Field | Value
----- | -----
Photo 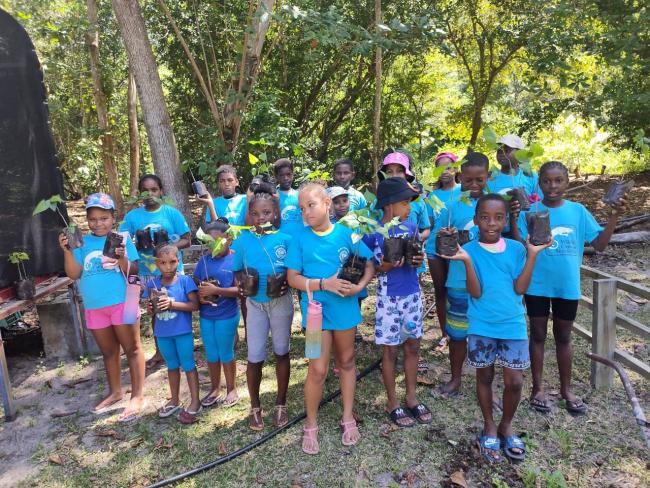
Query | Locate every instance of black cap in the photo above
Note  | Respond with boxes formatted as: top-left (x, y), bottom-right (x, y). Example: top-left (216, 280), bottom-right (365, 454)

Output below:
top-left (375, 177), bottom-right (419, 209)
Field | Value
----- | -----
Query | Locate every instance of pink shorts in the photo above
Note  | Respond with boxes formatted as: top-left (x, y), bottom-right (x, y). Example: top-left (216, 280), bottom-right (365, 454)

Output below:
top-left (85, 303), bottom-right (133, 330)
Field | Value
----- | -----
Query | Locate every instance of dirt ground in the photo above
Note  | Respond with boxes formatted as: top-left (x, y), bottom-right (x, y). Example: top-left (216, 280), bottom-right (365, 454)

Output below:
top-left (0, 172), bottom-right (648, 487)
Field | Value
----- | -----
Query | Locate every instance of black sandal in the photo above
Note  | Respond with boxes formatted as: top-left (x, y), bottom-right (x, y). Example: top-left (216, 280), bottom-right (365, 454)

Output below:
top-left (529, 396), bottom-right (551, 413)
top-left (408, 403), bottom-right (432, 424)
top-left (564, 398), bottom-right (587, 415)
top-left (388, 407), bottom-right (415, 428)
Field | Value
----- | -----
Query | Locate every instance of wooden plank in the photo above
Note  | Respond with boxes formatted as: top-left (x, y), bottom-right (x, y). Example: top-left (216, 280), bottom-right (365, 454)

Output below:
top-left (573, 323), bottom-right (592, 341)
top-left (614, 349), bottom-right (650, 381)
top-left (581, 265), bottom-right (650, 300)
top-left (579, 295), bottom-right (593, 311)
top-left (0, 276), bottom-right (73, 320)
top-left (615, 314), bottom-right (650, 341)
top-left (0, 329), bottom-right (16, 421)
top-left (591, 279), bottom-right (617, 388)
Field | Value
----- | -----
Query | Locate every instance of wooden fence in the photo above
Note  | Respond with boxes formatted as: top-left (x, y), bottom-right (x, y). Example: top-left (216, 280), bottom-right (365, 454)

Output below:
top-left (576, 265), bottom-right (650, 387)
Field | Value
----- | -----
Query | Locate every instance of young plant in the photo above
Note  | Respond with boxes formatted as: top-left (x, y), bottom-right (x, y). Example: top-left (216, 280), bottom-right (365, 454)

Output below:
top-left (124, 191), bottom-right (176, 207)
top-left (9, 251), bottom-right (35, 300)
top-left (33, 195), bottom-right (84, 249)
top-left (8, 252), bottom-right (29, 281)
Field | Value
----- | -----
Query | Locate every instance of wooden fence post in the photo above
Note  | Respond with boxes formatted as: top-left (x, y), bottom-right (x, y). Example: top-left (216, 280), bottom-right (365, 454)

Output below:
top-left (0, 329), bottom-right (17, 421)
top-left (591, 279), bottom-right (617, 388)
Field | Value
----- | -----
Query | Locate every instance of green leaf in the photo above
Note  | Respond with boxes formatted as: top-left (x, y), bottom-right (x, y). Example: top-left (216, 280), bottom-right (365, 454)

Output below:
top-left (482, 127), bottom-right (498, 149)
top-left (363, 190), bottom-right (376, 205)
top-left (424, 194), bottom-right (445, 216)
top-left (33, 199), bottom-right (51, 216)
top-left (248, 153), bottom-right (259, 165)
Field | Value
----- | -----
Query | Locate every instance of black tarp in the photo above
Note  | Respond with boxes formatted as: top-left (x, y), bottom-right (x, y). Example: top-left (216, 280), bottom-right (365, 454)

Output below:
top-left (0, 9), bottom-right (69, 288)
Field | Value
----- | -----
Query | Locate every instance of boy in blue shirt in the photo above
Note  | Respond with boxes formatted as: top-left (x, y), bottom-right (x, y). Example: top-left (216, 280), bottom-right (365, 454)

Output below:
top-left (363, 177), bottom-right (431, 427)
top-left (489, 134), bottom-right (541, 200)
top-left (445, 194), bottom-right (550, 462)
top-left (326, 186), bottom-right (350, 223)
top-left (273, 158), bottom-right (304, 236)
top-left (332, 158), bottom-right (366, 211)
top-left (200, 165), bottom-right (247, 226)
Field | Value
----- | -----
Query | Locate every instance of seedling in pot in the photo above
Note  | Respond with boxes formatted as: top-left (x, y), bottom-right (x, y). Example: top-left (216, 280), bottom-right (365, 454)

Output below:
top-left (32, 195), bottom-right (84, 249)
top-left (602, 180), bottom-right (634, 205)
top-left (403, 236), bottom-right (423, 266)
top-left (8, 251), bottom-right (35, 300)
top-left (338, 208), bottom-right (381, 283)
top-left (153, 229), bottom-right (169, 249)
top-left (125, 191), bottom-right (176, 208)
top-left (103, 232), bottom-right (124, 259)
top-left (433, 184), bottom-right (473, 257)
top-left (135, 229), bottom-right (154, 251)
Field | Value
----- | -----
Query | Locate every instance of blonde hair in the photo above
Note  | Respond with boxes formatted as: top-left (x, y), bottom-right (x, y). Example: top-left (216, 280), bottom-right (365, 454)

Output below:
top-left (155, 243), bottom-right (178, 258)
top-left (298, 181), bottom-right (328, 199)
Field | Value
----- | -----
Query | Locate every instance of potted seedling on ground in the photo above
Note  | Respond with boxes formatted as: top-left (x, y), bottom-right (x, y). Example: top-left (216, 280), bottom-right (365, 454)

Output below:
top-left (33, 195), bottom-right (84, 249)
top-left (8, 252), bottom-right (34, 300)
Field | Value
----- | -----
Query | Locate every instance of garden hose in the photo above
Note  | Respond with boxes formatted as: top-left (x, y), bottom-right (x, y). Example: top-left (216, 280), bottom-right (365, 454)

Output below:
top-left (146, 357), bottom-right (383, 488)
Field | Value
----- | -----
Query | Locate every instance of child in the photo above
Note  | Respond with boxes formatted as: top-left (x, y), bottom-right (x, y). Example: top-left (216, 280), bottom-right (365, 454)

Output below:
top-left (231, 192), bottom-right (293, 430)
top-left (363, 177), bottom-right (431, 427)
top-left (145, 244), bottom-right (201, 424)
top-left (444, 194), bottom-right (550, 462)
top-left (429, 152), bottom-right (490, 398)
top-left (286, 182), bottom-right (375, 454)
top-left (200, 165), bottom-right (247, 226)
top-left (513, 161), bottom-right (628, 414)
top-left (245, 175), bottom-right (281, 228)
top-left (120, 174), bottom-right (191, 368)
top-left (194, 219), bottom-right (241, 408)
top-left (426, 152), bottom-right (460, 347)
top-left (326, 186), bottom-right (350, 222)
top-left (489, 134), bottom-right (540, 200)
top-left (60, 193), bottom-right (145, 421)
top-left (274, 158), bottom-right (304, 236)
top-left (332, 158), bottom-right (367, 211)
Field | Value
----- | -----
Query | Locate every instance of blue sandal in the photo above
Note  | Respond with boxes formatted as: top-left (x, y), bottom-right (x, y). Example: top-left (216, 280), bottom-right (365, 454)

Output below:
top-left (500, 434), bottom-right (526, 462)
top-left (477, 433), bottom-right (502, 463)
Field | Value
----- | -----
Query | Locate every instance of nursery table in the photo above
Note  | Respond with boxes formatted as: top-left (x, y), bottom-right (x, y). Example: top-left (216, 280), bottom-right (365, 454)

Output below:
top-left (0, 276), bottom-right (74, 422)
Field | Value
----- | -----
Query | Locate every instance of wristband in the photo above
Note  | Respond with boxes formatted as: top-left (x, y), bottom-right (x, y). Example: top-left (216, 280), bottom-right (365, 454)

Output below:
top-left (319, 278), bottom-right (324, 291)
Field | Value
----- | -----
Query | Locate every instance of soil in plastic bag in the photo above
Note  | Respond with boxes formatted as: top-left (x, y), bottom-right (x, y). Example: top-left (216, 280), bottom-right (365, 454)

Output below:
top-left (526, 211), bottom-right (552, 246)
top-left (192, 181), bottom-right (209, 198)
top-left (403, 239), bottom-right (423, 266)
top-left (383, 237), bottom-right (405, 264)
top-left (240, 268), bottom-right (260, 296)
top-left (436, 228), bottom-right (459, 257)
top-left (338, 255), bottom-right (367, 285)
top-left (135, 229), bottom-right (154, 251)
top-left (102, 231), bottom-right (123, 259)
top-left (266, 271), bottom-right (288, 298)
top-left (64, 225), bottom-right (84, 250)
top-left (602, 180), bottom-right (634, 205)
top-left (507, 187), bottom-right (531, 211)
top-left (15, 278), bottom-right (35, 300)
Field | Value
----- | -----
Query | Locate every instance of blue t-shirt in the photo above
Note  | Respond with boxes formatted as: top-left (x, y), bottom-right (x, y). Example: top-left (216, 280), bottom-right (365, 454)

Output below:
top-left (464, 239), bottom-right (527, 340)
top-left (206, 194), bottom-right (247, 226)
top-left (119, 205), bottom-right (190, 277)
top-left (488, 170), bottom-right (541, 199)
top-left (231, 230), bottom-right (292, 303)
top-left (278, 189), bottom-right (304, 236)
top-left (193, 253), bottom-right (238, 320)
top-left (517, 200), bottom-right (602, 299)
top-left (73, 233), bottom-right (139, 310)
top-left (285, 224), bottom-right (373, 330)
top-left (346, 187), bottom-right (367, 211)
top-left (363, 220), bottom-right (420, 297)
top-left (426, 185), bottom-right (461, 221)
top-left (144, 274), bottom-right (197, 337)
top-left (409, 198), bottom-right (430, 231)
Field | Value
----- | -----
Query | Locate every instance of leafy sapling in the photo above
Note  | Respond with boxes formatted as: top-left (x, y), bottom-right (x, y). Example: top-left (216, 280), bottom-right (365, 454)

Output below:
top-left (32, 195), bottom-right (84, 249)
top-left (8, 251), bottom-right (35, 300)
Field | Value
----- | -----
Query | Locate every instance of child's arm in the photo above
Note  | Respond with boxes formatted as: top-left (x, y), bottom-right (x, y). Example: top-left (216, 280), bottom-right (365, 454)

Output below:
top-left (59, 233), bottom-right (82, 280)
top-left (514, 239), bottom-right (552, 294)
top-left (199, 281), bottom-right (239, 299)
top-left (287, 269), bottom-right (353, 297)
top-left (160, 290), bottom-right (200, 312)
top-left (198, 193), bottom-right (218, 223)
top-left (444, 246), bottom-right (481, 298)
top-left (344, 260), bottom-right (375, 296)
top-left (114, 242), bottom-right (139, 275)
top-left (590, 197), bottom-right (628, 251)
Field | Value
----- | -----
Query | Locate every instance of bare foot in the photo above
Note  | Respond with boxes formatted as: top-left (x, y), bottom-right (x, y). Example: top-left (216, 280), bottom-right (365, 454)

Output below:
top-left (223, 389), bottom-right (239, 407)
top-left (145, 352), bottom-right (163, 369)
top-left (118, 396), bottom-right (145, 422)
top-left (93, 392), bottom-right (123, 413)
top-left (435, 378), bottom-right (461, 398)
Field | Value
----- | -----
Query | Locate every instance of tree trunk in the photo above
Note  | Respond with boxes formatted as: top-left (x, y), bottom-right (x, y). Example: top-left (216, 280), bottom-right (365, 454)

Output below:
top-left (86, 0), bottom-right (124, 214)
top-left (127, 70), bottom-right (140, 197)
top-left (111, 0), bottom-right (192, 224)
top-left (372, 0), bottom-right (382, 185)
top-left (469, 95), bottom-right (485, 148)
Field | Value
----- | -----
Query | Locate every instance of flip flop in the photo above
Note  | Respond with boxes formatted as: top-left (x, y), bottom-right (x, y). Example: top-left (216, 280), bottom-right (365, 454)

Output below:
top-left (477, 432), bottom-right (502, 463)
top-left (302, 426), bottom-right (319, 455)
top-left (118, 403), bottom-right (146, 423)
top-left (529, 396), bottom-right (551, 413)
top-left (407, 403), bottom-right (432, 424)
top-left (92, 397), bottom-right (122, 414)
top-left (222, 394), bottom-right (240, 407)
top-left (201, 393), bottom-right (225, 408)
top-left (431, 386), bottom-right (459, 399)
top-left (340, 419), bottom-right (360, 447)
top-left (158, 403), bottom-right (182, 418)
top-left (388, 407), bottom-right (415, 428)
top-left (178, 406), bottom-right (202, 425)
top-left (499, 434), bottom-right (526, 462)
top-left (564, 398), bottom-right (587, 415)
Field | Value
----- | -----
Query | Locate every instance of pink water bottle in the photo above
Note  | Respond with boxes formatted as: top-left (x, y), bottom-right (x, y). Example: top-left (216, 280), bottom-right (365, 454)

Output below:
top-left (122, 278), bottom-right (141, 324)
top-left (304, 279), bottom-right (323, 359)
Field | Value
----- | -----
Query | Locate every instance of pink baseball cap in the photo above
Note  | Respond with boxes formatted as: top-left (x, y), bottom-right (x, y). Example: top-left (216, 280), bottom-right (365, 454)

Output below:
top-left (379, 152), bottom-right (415, 182)
top-left (434, 151), bottom-right (459, 164)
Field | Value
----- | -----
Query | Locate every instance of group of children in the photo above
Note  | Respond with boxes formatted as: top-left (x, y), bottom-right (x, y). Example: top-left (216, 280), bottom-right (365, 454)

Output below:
top-left (60, 134), bottom-right (628, 461)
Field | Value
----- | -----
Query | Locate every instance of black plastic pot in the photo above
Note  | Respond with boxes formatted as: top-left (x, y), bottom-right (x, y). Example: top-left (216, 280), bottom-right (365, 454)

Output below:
top-left (102, 231), bottom-right (123, 259)
top-left (153, 229), bottom-right (169, 248)
top-left (526, 211), bottom-right (552, 246)
top-left (15, 278), bottom-right (35, 300)
top-left (338, 255), bottom-right (367, 285)
top-left (192, 181), bottom-right (209, 198)
top-left (150, 288), bottom-right (168, 314)
top-left (602, 180), bottom-right (634, 205)
top-left (458, 230), bottom-right (471, 246)
top-left (64, 225), bottom-right (84, 250)
top-left (436, 228), bottom-right (459, 257)
top-left (507, 187), bottom-right (531, 211)
top-left (383, 237), bottom-right (405, 264)
top-left (240, 268), bottom-right (260, 296)
top-left (192, 277), bottom-right (218, 303)
top-left (135, 229), bottom-right (154, 251)
top-left (266, 271), bottom-right (288, 298)
top-left (403, 239), bottom-right (423, 266)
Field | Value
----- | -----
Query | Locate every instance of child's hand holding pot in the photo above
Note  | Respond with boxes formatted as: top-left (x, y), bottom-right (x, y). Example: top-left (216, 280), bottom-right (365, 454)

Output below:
top-left (323, 274), bottom-right (352, 297)
top-left (58, 232), bottom-right (70, 251)
top-left (157, 295), bottom-right (173, 311)
top-left (198, 282), bottom-right (219, 298)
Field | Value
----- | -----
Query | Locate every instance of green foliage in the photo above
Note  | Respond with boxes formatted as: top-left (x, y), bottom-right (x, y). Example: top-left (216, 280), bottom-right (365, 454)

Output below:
top-left (32, 194), bottom-right (71, 227)
top-left (124, 192), bottom-right (176, 208)
top-left (7, 252), bottom-right (29, 264)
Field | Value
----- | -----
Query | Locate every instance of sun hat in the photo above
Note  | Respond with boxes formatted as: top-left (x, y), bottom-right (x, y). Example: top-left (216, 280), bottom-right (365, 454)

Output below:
top-left (85, 193), bottom-right (115, 210)
top-left (375, 177), bottom-right (419, 209)
top-left (498, 134), bottom-right (525, 150)
top-left (434, 151), bottom-right (459, 164)
top-left (326, 186), bottom-right (349, 200)
top-left (378, 152), bottom-right (415, 182)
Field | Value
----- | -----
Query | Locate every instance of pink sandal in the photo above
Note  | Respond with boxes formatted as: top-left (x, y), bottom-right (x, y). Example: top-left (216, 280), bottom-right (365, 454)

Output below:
top-left (302, 425), bottom-right (319, 455)
top-left (340, 419), bottom-right (360, 446)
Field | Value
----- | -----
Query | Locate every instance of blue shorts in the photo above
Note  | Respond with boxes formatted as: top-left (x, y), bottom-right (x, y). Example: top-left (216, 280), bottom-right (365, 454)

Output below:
top-left (466, 335), bottom-right (530, 370)
top-left (375, 292), bottom-right (423, 346)
top-left (445, 288), bottom-right (469, 341)
top-left (157, 333), bottom-right (196, 372)
top-left (200, 313), bottom-right (240, 363)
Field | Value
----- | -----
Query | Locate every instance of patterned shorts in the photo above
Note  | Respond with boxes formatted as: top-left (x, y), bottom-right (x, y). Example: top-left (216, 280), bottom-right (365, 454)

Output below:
top-left (466, 335), bottom-right (530, 370)
top-left (445, 288), bottom-right (469, 341)
top-left (375, 292), bottom-right (423, 346)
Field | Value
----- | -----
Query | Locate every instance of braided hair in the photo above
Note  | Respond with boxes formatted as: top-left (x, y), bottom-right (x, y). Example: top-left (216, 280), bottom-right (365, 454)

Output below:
top-left (539, 160), bottom-right (569, 179)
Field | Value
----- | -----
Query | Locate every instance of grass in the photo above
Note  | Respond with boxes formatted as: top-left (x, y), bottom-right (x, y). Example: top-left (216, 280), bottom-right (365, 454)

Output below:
top-left (12, 275), bottom-right (650, 488)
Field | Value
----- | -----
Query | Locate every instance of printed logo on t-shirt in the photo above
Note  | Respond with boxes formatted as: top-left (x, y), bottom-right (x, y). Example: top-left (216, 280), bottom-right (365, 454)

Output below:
top-left (281, 205), bottom-right (300, 222)
top-left (83, 250), bottom-right (104, 274)
top-left (548, 225), bottom-right (576, 255)
top-left (338, 247), bottom-right (350, 264)
top-left (274, 244), bottom-right (287, 262)
top-left (463, 219), bottom-right (478, 241)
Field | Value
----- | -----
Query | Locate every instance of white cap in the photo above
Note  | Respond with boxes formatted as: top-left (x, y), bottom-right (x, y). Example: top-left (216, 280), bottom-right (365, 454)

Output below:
top-left (326, 186), bottom-right (349, 200)
top-left (498, 134), bottom-right (525, 150)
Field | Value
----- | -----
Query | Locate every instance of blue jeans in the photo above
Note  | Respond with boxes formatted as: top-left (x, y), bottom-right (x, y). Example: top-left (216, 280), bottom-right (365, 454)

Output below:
top-left (157, 333), bottom-right (196, 371)
top-left (199, 313), bottom-right (240, 363)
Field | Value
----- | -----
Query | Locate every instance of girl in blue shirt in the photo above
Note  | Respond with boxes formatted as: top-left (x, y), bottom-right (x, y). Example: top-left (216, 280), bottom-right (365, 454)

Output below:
top-left (286, 182), bottom-right (374, 454)
top-left (512, 161), bottom-right (628, 415)
top-left (232, 192), bottom-right (293, 431)
top-left (60, 193), bottom-right (145, 422)
top-left (200, 164), bottom-right (247, 226)
top-left (146, 244), bottom-right (201, 424)
top-left (194, 219), bottom-right (241, 409)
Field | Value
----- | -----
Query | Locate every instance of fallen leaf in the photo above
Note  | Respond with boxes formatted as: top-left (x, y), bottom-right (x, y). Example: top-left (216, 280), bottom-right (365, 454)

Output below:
top-left (416, 375), bottom-right (435, 385)
top-left (154, 437), bottom-right (172, 450)
top-left (379, 423), bottom-right (398, 438)
top-left (95, 429), bottom-right (121, 439)
top-left (48, 453), bottom-right (63, 465)
top-left (50, 409), bottom-right (78, 418)
top-left (218, 441), bottom-right (227, 455)
top-left (450, 470), bottom-right (468, 488)
top-left (65, 377), bottom-right (92, 388)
